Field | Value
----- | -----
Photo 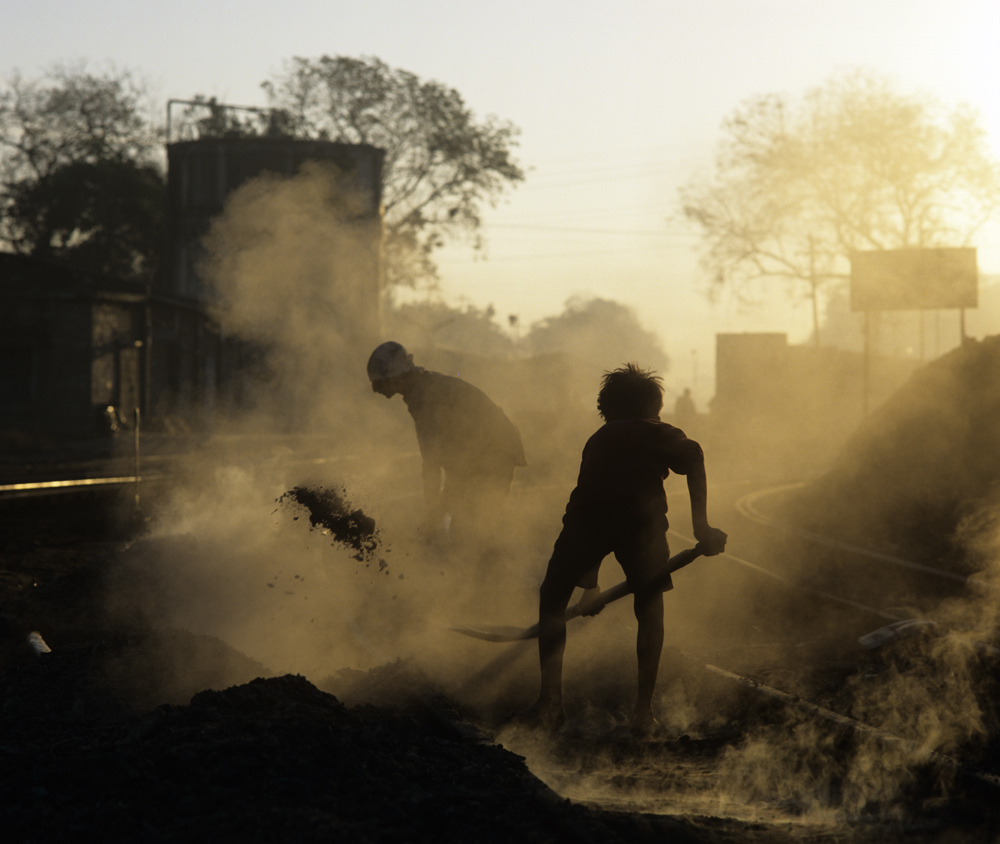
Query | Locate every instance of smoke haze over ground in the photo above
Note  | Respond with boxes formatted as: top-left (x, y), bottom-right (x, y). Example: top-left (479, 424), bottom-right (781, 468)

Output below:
top-left (55, 160), bottom-right (1000, 835)
top-left (684, 336), bottom-right (1000, 821)
top-left (119, 160), bottom-right (711, 709)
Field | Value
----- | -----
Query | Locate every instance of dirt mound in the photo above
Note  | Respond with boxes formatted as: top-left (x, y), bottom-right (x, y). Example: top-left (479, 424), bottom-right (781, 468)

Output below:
top-left (788, 335), bottom-right (1000, 566)
top-left (0, 642), bottom-right (709, 844)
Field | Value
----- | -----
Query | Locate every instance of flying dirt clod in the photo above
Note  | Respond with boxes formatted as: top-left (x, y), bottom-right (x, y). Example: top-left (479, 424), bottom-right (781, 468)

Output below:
top-left (277, 486), bottom-right (385, 569)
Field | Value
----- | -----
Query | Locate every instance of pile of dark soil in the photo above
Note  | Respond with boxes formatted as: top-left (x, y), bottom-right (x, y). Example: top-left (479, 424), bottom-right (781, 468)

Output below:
top-left (0, 635), bottom-right (733, 844)
top-left (787, 335), bottom-right (1000, 567)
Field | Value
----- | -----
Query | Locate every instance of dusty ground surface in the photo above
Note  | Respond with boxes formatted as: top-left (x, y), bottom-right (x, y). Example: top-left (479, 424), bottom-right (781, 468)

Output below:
top-left (0, 496), bottom-right (760, 844)
top-left (5, 336), bottom-right (1000, 842)
top-left (2, 485), bottom-right (999, 844)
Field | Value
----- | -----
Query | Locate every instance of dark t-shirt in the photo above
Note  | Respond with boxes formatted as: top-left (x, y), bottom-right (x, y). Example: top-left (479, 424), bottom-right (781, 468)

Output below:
top-left (563, 418), bottom-right (703, 522)
top-left (401, 370), bottom-right (527, 476)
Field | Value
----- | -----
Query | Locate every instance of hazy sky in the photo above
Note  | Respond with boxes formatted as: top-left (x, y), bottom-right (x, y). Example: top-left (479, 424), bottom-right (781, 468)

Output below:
top-left (3, 0), bottom-right (999, 400)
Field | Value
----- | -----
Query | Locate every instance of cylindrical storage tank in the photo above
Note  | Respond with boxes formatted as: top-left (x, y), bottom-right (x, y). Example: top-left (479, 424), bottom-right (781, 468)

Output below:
top-left (164, 138), bottom-right (384, 335)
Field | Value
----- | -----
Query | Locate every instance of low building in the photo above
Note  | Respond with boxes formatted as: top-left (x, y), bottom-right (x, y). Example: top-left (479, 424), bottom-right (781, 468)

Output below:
top-left (0, 252), bottom-right (221, 456)
top-left (1, 134), bottom-right (384, 461)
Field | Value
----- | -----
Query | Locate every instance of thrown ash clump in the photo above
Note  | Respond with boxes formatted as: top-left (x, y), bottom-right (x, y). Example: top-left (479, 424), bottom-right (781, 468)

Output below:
top-left (278, 485), bottom-right (384, 566)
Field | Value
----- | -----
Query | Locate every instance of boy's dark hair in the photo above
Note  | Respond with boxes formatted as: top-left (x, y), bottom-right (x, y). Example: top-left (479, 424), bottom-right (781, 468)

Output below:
top-left (597, 363), bottom-right (664, 422)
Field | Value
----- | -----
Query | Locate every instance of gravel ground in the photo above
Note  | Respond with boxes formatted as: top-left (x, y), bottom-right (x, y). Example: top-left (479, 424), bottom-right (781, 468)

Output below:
top-left (2, 489), bottom-right (999, 844)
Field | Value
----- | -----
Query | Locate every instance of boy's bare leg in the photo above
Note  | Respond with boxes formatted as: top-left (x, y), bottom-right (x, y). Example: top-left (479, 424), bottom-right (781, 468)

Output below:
top-left (526, 581), bottom-right (573, 729)
top-left (633, 590), bottom-right (664, 733)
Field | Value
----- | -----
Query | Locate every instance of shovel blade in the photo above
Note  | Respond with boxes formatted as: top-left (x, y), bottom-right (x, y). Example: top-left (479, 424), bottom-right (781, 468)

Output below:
top-left (449, 623), bottom-right (538, 643)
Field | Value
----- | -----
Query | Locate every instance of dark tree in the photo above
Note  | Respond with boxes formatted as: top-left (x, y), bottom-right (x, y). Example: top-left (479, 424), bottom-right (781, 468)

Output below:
top-left (263, 56), bottom-right (525, 291)
top-left (0, 65), bottom-right (164, 279)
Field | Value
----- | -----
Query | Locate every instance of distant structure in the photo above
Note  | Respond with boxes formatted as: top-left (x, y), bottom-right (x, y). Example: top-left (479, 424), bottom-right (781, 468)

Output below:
top-left (673, 387), bottom-right (697, 430)
top-left (159, 135), bottom-right (384, 423)
top-left (0, 110), bottom-right (384, 458)
top-left (1, 253), bottom-right (151, 450)
top-left (711, 331), bottom-right (927, 476)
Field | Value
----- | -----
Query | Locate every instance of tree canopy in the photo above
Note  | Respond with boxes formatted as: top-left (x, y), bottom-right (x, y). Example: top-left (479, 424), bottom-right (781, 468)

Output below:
top-left (262, 55), bottom-right (525, 291)
top-left (1, 58), bottom-right (523, 288)
top-left (680, 69), bottom-right (1000, 321)
top-left (381, 295), bottom-right (669, 380)
top-left (383, 299), bottom-right (515, 358)
top-left (525, 297), bottom-right (669, 376)
top-left (0, 65), bottom-right (163, 279)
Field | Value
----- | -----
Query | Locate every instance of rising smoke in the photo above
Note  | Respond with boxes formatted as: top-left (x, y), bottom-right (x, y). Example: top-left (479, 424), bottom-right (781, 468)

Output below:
top-left (101, 154), bottom-right (1000, 827)
top-left (106, 161), bottom-right (570, 703)
top-left (703, 340), bottom-right (1000, 820)
top-left (197, 159), bottom-right (382, 434)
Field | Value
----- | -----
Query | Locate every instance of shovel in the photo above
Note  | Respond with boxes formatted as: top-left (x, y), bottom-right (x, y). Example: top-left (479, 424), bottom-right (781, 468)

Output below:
top-left (451, 543), bottom-right (706, 642)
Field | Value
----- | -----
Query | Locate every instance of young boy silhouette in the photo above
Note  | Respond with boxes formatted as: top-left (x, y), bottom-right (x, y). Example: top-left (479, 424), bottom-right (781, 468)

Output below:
top-left (527, 363), bottom-right (727, 735)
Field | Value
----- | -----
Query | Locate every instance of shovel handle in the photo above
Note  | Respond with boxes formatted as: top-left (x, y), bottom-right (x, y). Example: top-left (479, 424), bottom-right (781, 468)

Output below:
top-left (450, 544), bottom-right (707, 643)
top-left (563, 544), bottom-right (705, 622)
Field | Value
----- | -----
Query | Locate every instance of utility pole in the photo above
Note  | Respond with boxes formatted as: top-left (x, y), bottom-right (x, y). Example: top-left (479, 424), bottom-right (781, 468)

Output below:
top-left (809, 236), bottom-right (820, 347)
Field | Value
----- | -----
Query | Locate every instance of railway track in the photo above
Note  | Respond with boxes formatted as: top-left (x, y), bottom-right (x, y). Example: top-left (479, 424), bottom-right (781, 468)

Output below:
top-left (655, 482), bottom-right (1000, 794)
top-left (6, 462), bottom-right (998, 807)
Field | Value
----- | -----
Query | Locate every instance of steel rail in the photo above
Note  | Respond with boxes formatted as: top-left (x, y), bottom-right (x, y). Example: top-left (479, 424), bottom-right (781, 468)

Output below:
top-left (701, 661), bottom-right (1000, 792)
top-left (0, 448), bottom-right (363, 501)
top-left (735, 483), bottom-right (969, 585)
top-left (0, 475), bottom-right (164, 500)
top-left (667, 528), bottom-right (906, 623)
top-left (0, 476), bottom-right (147, 493)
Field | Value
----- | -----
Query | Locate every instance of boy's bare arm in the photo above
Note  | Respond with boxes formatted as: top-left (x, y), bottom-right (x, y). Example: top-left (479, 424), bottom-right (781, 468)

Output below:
top-left (685, 461), bottom-right (728, 555)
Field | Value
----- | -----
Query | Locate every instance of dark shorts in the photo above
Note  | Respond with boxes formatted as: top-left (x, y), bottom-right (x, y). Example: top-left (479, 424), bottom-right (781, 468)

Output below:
top-left (541, 511), bottom-right (672, 601)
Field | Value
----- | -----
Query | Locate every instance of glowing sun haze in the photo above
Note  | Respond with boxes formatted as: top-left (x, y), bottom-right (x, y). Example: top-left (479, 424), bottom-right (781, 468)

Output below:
top-left (3, 0), bottom-right (998, 402)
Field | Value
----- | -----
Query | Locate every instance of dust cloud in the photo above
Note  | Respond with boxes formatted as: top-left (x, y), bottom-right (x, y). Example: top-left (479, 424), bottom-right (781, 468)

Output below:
top-left (691, 340), bottom-right (1000, 821)
top-left (97, 155), bottom-right (1000, 826)
top-left (707, 498), bottom-right (1000, 821)
top-left (108, 410), bottom-right (568, 695)
top-left (196, 158), bottom-right (383, 435)
top-left (103, 160), bottom-right (575, 707)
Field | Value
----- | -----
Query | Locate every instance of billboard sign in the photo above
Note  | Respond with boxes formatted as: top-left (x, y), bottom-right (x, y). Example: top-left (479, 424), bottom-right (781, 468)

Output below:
top-left (850, 247), bottom-right (978, 312)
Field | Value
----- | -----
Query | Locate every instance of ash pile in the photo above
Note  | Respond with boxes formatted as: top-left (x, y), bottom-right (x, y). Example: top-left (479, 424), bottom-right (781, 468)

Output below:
top-left (0, 637), bottom-right (702, 844)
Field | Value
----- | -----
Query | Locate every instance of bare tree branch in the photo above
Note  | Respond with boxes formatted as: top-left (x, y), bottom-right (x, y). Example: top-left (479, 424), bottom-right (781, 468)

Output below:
top-left (681, 69), bottom-right (1000, 321)
top-left (263, 56), bottom-right (524, 291)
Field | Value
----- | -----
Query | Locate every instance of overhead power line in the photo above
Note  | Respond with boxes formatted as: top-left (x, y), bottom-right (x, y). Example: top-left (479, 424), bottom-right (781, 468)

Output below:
top-left (488, 223), bottom-right (698, 237)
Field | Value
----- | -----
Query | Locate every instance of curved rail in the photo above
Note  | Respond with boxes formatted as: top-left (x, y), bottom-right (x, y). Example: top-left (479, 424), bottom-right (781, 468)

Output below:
top-left (667, 526), bottom-right (905, 624)
top-left (735, 483), bottom-right (969, 585)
